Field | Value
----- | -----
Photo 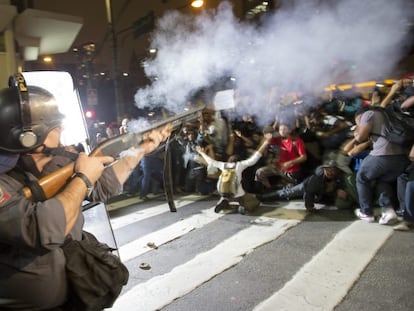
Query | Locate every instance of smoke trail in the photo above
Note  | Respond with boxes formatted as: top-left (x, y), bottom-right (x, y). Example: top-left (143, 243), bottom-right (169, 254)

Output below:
top-left (134, 0), bottom-right (413, 123)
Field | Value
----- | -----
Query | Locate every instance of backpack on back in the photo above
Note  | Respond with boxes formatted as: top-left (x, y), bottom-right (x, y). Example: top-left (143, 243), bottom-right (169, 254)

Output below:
top-left (373, 104), bottom-right (414, 147)
top-left (217, 163), bottom-right (238, 197)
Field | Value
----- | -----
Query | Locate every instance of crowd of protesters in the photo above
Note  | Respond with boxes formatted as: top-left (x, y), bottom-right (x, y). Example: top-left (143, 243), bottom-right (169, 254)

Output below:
top-left (98, 77), bottom-right (414, 230)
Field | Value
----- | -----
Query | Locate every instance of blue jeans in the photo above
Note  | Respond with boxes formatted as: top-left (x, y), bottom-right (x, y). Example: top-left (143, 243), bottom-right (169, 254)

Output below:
top-left (356, 154), bottom-right (409, 215)
top-left (405, 180), bottom-right (414, 222)
top-left (140, 155), bottom-right (164, 197)
top-left (397, 164), bottom-right (414, 222)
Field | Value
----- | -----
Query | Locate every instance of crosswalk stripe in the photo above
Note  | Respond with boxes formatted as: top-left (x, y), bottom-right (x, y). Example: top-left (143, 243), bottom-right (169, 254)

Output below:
top-left (110, 196), bottom-right (205, 230)
top-left (119, 207), bottom-right (223, 262)
top-left (111, 218), bottom-right (300, 311)
top-left (253, 221), bottom-right (393, 311)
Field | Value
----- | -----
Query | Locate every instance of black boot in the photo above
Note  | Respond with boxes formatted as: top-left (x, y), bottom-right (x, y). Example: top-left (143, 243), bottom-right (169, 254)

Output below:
top-left (214, 198), bottom-right (229, 213)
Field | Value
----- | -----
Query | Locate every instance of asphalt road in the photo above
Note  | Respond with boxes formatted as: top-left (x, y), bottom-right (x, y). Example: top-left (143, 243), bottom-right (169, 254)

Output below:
top-left (92, 193), bottom-right (414, 311)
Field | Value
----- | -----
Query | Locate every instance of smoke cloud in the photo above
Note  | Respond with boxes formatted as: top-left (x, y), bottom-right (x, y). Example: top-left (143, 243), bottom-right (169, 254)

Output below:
top-left (134, 0), bottom-right (413, 124)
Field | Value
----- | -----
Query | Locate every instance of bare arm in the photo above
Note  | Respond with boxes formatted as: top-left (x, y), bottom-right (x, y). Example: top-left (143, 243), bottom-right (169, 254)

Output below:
top-left (234, 130), bottom-right (254, 147)
top-left (280, 153), bottom-right (307, 171)
top-left (257, 137), bottom-right (270, 154)
top-left (400, 96), bottom-right (414, 110)
top-left (380, 80), bottom-right (403, 108)
top-left (409, 144), bottom-right (414, 161)
top-left (347, 140), bottom-right (371, 157)
top-left (111, 124), bottom-right (172, 185)
top-left (56, 153), bottom-right (114, 235)
top-left (226, 132), bottom-right (235, 156)
top-left (354, 123), bottom-right (372, 143)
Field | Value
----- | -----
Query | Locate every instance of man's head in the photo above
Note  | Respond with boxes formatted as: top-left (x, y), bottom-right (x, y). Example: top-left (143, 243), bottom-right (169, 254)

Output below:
top-left (0, 75), bottom-right (65, 153)
top-left (278, 122), bottom-right (294, 138)
top-left (321, 160), bottom-right (338, 179)
top-left (262, 125), bottom-right (274, 139)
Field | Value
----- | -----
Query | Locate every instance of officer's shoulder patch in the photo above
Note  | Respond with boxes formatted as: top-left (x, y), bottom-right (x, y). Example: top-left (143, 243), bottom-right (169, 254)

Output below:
top-left (0, 186), bottom-right (11, 205)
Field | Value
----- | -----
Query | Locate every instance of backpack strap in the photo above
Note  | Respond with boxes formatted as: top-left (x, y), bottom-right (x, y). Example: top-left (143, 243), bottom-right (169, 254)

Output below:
top-left (6, 167), bottom-right (47, 202)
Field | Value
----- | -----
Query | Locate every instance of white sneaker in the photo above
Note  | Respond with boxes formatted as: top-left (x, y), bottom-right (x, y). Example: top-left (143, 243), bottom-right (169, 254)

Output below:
top-left (379, 208), bottom-right (398, 225)
top-left (354, 209), bottom-right (375, 223)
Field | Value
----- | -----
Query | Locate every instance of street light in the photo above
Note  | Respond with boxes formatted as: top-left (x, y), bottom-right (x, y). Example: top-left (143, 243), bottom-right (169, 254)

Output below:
top-left (175, 0), bottom-right (205, 10)
top-left (191, 0), bottom-right (204, 8)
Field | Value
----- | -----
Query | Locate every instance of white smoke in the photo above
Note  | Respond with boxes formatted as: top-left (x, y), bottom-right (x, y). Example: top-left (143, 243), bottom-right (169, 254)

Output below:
top-left (134, 0), bottom-right (413, 123)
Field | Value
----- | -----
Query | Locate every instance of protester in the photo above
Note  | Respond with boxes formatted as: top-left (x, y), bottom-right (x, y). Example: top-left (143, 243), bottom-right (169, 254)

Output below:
top-left (196, 137), bottom-right (269, 215)
top-left (353, 106), bottom-right (410, 224)
top-left (0, 78), bottom-right (171, 310)
top-left (258, 160), bottom-right (350, 212)
top-left (254, 122), bottom-right (307, 192)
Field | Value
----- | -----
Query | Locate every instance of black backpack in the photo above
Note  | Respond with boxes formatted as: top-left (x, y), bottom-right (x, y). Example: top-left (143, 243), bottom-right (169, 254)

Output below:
top-left (62, 231), bottom-right (129, 311)
top-left (372, 104), bottom-right (414, 147)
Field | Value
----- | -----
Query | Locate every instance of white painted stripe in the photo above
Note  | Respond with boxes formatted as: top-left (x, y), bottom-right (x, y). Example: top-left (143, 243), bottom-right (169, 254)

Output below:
top-left (254, 221), bottom-right (393, 311)
top-left (279, 200), bottom-right (336, 211)
top-left (110, 196), bottom-right (206, 230)
top-left (111, 218), bottom-right (299, 311)
top-left (119, 207), bottom-right (223, 262)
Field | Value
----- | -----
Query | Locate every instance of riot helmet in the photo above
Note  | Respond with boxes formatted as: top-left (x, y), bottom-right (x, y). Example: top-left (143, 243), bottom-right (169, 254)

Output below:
top-left (0, 73), bottom-right (65, 153)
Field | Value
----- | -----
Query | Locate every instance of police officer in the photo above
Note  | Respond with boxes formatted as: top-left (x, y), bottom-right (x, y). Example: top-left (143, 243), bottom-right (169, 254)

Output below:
top-left (0, 74), bottom-right (171, 310)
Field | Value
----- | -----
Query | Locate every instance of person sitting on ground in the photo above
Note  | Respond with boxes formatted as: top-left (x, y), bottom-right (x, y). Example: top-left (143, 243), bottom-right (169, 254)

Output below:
top-left (258, 160), bottom-right (352, 212)
top-left (307, 107), bottom-right (351, 156)
top-left (254, 122), bottom-right (307, 192)
top-left (195, 137), bottom-right (270, 215)
top-left (225, 127), bottom-right (255, 161)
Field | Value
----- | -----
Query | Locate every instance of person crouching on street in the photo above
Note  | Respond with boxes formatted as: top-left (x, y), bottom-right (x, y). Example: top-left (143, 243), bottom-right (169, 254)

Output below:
top-left (196, 137), bottom-right (269, 215)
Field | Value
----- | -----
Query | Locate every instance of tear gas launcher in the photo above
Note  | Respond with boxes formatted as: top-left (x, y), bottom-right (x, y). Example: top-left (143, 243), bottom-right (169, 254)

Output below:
top-left (21, 105), bottom-right (205, 202)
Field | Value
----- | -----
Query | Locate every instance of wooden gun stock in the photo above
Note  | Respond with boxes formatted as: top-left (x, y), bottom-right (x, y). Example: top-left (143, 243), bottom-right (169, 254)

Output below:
top-left (22, 105), bottom-right (205, 201)
top-left (22, 163), bottom-right (75, 200)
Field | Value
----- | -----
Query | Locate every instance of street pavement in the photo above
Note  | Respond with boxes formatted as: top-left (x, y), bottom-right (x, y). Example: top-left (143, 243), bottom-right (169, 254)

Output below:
top-left (95, 193), bottom-right (414, 311)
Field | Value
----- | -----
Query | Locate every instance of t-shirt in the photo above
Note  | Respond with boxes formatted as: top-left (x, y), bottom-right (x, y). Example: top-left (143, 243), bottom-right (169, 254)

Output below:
top-left (269, 136), bottom-right (306, 173)
top-left (360, 110), bottom-right (407, 156)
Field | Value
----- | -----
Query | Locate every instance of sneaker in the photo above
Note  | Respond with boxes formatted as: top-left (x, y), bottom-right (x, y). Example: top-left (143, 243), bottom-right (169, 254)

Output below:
top-left (238, 205), bottom-right (246, 215)
top-left (354, 209), bottom-right (375, 223)
top-left (305, 206), bottom-right (317, 213)
top-left (395, 208), bottom-right (405, 218)
top-left (378, 209), bottom-right (398, 225)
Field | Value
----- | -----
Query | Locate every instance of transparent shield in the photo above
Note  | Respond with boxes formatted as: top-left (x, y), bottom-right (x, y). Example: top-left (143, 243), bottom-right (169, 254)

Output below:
top-left (83, 202), bottom-right (119, 257)
top-left (22, 71), bottom-right (90, 153)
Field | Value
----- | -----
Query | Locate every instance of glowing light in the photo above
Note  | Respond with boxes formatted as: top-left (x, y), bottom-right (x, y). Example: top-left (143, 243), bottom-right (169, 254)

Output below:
top-left (85, 110), bottom-right (95, 119)
top-left (191, 0), bottom-right (204, 8)
top-left (22, 71), bottom-right (90, 152)
top-left (43, 56), bottom-right (52, 63)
